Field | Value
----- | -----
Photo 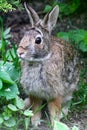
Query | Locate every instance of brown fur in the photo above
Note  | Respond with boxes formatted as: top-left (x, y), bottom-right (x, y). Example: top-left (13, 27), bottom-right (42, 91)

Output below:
top-left (17, 4), bottom-right (81, 129)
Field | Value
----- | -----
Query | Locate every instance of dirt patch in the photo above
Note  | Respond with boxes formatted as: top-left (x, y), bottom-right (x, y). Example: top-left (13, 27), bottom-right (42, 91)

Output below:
top-left (62, 109), bottom-right (87, 130)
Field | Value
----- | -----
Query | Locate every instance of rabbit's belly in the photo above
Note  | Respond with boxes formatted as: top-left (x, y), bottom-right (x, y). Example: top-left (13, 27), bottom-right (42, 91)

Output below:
top-left (21, 74), bottom-right (55, 100)
top-left (21, 65), bottom-right (60, 100)
top-left (21, 63), bottom-right (64, 100)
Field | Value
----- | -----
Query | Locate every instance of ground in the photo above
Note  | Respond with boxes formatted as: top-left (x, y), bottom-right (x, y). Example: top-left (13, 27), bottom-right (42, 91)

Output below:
top-left (1, 2), bottom-right (87, 130)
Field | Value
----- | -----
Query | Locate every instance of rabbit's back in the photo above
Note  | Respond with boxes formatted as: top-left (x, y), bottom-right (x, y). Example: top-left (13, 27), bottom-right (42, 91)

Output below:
top-left (54, 37), bottom-right (80, 104)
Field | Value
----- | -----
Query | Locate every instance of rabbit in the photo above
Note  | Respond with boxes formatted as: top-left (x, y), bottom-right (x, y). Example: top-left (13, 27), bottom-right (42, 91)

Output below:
top-left (17, 3), bottom-right (81, 129)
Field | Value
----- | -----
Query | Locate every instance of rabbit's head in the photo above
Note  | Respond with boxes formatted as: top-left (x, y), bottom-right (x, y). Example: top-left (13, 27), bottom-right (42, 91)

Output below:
top-left (17, 3), bottom-right (59, 62)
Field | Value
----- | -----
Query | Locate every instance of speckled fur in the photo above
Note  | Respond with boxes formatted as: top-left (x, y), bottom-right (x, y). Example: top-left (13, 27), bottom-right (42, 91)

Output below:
top-left (20, 37), bottom-right (80, 102)
top-left (17, 4), bottom-right (81, 129)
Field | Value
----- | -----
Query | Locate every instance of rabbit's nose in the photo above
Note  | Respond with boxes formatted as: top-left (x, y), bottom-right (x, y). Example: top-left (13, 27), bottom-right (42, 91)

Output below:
top-left (17, 49), bottom-right (23, 57)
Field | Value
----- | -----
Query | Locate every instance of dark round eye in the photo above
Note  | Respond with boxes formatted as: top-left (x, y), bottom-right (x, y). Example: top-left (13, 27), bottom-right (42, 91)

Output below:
top-left (35, 37), bottom-right (41, 44)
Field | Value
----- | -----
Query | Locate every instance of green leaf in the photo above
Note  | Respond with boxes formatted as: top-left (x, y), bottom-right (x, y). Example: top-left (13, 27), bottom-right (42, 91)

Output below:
top-left (0, 69), bottom-right (14, 84)
top-left (24, 109), bottom-right (34, 117)
top-left (6, 49), bottom-right (16, 61)
top-left (59, 0), bottom-right (80, 16)
top-left (24, 117), bottom-right (30, 130)
top-left (4, 117), bottom-right (16, 127)
top-left (79, 41), bottom-right (87, 52)
top-left (43, 5), bottom-right (52, 13)
top-left (8, 104), bottom-right (18, 111)
top-left (57, 32), bottom-right (69, 41)
top-left (0, 83), bottom-right (19, 100)
top-left (0, 79), bottom-right (3, 89)
top-left (2, 108), bottom-right (12, 120)
top-left (6, 84), bottom-right (19, 100)
top-left (69, 29), bottom-right (87, 52)
top-left (4, 27), bottom-right (11, 39)
top-left (72, 126), bottom-right (79, 130)
top-left (0, 117), bottom-right (4, 124)
top-left (15, 96), bottom-right (25, 110)
top-left (54, 121), bottom-right (69, 130)
top-left (0, 40), bottom-right (2, 49)
top-left (69, 30), bottom-right (86, 43)
top-left (0, 1), bottom-right (13, 12)
top-left (57, 29), bottom-right (87, 52)
top-left (3, 115), bottom-right (10, 120)
top-left (0, 61), bottom-right (20, 81)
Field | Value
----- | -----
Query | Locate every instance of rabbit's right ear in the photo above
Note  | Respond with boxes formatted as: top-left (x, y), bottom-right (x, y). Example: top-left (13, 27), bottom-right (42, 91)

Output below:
top-left (41, 5), bottom-right (59, 33)
top-left (24, 2), bottom-right (40, 27)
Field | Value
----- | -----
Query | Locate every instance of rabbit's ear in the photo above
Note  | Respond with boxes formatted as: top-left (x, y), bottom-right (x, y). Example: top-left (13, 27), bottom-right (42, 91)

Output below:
top-left (42, 5), bottom-right (59, 33)
top-left (24, 2), bottom-right (40, 27)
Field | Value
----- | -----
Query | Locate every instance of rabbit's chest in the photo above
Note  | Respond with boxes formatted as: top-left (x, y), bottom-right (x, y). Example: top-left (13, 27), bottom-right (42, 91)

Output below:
top-left (21, 64), bottom-right (49, 98)
top-left (21, 62), bottom-right (64, 100)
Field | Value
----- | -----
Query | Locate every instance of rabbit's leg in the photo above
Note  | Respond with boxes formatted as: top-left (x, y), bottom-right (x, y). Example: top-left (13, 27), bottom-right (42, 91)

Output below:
top-left (30, 96), bottom-right (42, 126)
top-left (24, 97), bottom-right (30, 109)
top-left (48, 97), bottom-right (62, 129)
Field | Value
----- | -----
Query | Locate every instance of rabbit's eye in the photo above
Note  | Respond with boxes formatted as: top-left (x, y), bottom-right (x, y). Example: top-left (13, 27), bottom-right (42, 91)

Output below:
top-left (35, 37), bottom-right (41, 44)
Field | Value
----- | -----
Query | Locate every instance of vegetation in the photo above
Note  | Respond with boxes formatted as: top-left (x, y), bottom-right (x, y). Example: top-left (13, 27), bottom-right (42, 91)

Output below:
top-left (54, 121), bottom-right (79, 130)
top-left (57, 29), bottom-right (87, 52)
top-left (0, 16), bottom-right (33, 129)
top-left (0, 0), bottom-right (87, 129)
top-left (44, 0), bottom-right (87, 16)
top-left (0, 0), bottom-right (22, 12)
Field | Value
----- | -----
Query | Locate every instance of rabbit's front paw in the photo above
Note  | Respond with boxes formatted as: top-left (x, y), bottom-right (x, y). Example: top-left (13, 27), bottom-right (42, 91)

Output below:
top-left (24, 98), bottom-right (30, 109)
top-left (31, 113), bottom-right (41, 126)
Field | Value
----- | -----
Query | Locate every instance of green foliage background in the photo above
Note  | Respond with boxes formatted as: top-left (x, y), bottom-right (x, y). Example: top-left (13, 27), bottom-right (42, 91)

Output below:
top-left (0, 0), bottom-right (87, 129)
top-left (0, 0), bottom-right (22, 12)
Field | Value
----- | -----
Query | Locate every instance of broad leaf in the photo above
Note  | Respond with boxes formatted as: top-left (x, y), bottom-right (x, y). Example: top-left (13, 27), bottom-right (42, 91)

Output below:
top-left (3, 27), bottom-right (11, 39)
top-left (2, 108), bottom-right (12, 120)
top-left (24, 109), bottom-right (34, 117)
top-left (72, 126), bottom-right (79, 130)
top-left (0, 61), bottom-right (20, 81)
top-left (15, 96), bottom-right (25, 110)
top-left (0, 83), bottom-right (19, 100)
top-left (4, 117), bottom-right (16, 127)
top-left (0, 117), bottom-right (3, 124)
top-left (0, 69), bottom-right (14, 84)
top-left (8, 104), bottom-right (18, 111)
top-left (54, 121), bottom-right (69, 130)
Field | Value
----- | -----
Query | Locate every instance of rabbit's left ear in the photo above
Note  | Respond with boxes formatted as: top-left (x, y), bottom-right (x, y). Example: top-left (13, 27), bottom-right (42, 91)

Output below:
top-left (41, 5), bottom-right (59, 33)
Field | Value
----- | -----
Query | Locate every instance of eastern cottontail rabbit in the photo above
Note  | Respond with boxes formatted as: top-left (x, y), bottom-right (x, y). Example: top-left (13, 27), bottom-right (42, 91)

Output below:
top-left (17, 3), bottom-right (80, 129)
